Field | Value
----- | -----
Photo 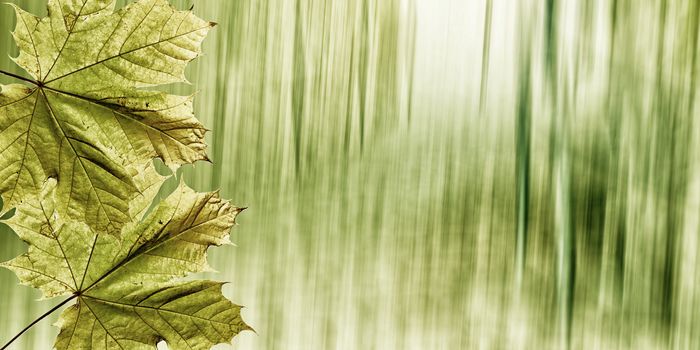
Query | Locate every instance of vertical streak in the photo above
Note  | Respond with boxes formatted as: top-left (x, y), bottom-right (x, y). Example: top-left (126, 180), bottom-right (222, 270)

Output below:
top-left (514, 0), bottom-right (532, 294)
top-left (358, 0), bottom-right (369, 152)
top-left (543, 0), bottom-right (573, 348)
top-left (406, 0), bottom-right (417, 125)
top-left (652, 0), bottom-right (677, 336)
top-left (291, 0), bottom-right (306, 177)
top-left (343, 31), bottom-right (356, 155)
top-left (599, 0), bottom-right (625, 315)
top-left (478, 0), bottom-right (493, 115)
top-left (514, 67), bottom-right (530, 292)
top-left (210, 1), bottom-right (236, 190)
top-left (689, 6), bottom-right (700, 339)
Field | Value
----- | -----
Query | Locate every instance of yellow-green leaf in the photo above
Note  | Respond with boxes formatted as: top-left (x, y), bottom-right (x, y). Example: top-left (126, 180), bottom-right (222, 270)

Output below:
top-left (1, 0), bottom-right (213, 235)
top-left (2, 179), bottom-right (250, 349)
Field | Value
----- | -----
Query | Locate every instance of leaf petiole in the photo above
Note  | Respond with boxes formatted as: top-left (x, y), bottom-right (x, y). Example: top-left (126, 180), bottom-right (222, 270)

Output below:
top-left (0, 294), bottom-right (78, 350)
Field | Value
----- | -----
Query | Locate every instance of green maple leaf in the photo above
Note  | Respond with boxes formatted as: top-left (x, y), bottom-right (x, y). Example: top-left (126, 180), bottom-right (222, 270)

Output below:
top-left (2, 179), bottom-right (251, 349)
top-left (0, 0), bottom-right (214, 235)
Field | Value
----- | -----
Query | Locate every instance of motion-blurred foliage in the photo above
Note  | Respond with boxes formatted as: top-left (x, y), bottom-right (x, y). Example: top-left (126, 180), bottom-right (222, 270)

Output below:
top-left (1, 0), bottom-right (699, 349)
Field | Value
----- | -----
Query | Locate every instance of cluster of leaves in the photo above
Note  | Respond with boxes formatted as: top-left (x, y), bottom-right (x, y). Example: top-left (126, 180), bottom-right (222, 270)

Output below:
top-left (0, 0), bottom-right (250, 348)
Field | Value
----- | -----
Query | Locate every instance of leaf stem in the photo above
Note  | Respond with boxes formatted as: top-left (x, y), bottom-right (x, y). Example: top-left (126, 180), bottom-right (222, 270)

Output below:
top-left (0, 294), bottom-right (78, 350)
top-left (0, 69), bottom-right (38, 85)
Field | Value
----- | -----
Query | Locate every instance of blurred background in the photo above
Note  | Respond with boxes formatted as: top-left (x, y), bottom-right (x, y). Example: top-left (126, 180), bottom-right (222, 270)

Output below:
top-left (1, 0), bottom-right (700, 349)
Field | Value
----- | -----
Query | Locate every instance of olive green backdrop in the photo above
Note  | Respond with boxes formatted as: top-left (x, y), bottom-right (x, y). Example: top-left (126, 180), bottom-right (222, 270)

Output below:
top-left (1, 0), bottom-right (700, 349)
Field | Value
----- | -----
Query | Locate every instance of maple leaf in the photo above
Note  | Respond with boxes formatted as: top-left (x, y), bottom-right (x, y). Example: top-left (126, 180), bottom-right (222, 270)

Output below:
top-left (2, 179), bottom-right (251, 349)
top-left (0, 0), bottom-right (214, 235)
